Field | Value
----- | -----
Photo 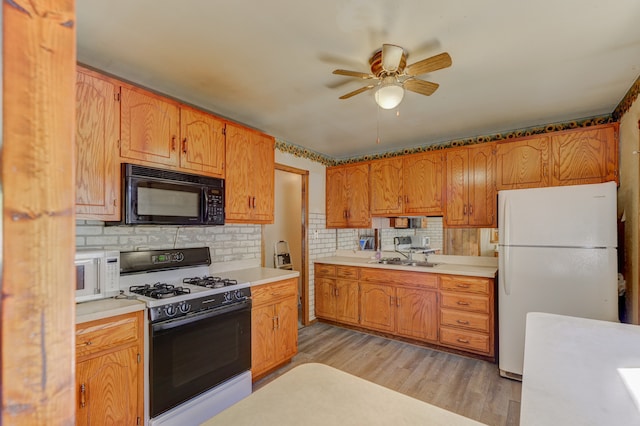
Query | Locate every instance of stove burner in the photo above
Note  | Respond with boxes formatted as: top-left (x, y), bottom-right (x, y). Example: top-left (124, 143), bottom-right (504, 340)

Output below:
top-left (183, 276), bottom-right (239, 289)
top-left (129, 283), bottom-right (191, 299)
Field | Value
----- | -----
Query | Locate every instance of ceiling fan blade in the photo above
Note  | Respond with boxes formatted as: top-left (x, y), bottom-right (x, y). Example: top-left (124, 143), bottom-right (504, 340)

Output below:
top-left (339, 85), bottom-right (375, 99)
top-left (333, 69), bottom-right (375, 79)
top-left (404, 79), bottom-right (439, 96)
top-left (405, 52), bottom-right (452, 76)
top-left (381, 44), bottom-right (404, 72)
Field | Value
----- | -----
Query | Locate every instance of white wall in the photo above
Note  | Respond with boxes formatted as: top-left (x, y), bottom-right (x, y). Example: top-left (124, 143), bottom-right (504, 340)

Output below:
top-left (619, 98), bottom-right (640, 324)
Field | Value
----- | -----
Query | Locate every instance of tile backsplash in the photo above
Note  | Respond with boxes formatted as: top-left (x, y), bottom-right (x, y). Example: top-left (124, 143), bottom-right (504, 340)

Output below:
top-left (76, 221), bottom-right (261, 263)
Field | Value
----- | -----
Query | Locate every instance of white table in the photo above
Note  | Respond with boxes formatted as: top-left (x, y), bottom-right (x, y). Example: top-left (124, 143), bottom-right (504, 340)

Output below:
top-left (202, 363), bottom-right (485, 426)
top-left (521, 312), bottom-right (640, 425)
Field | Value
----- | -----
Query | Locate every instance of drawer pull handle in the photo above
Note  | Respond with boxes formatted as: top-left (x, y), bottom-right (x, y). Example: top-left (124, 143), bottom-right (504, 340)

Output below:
top-left (456, 320), bottom-right (470, 325)
top-left (457, 338), bottom-right (470, 344)
top-left (457, 301), bottom-right (470, 306)
top-left (456, 284), bottom-right (470, 288)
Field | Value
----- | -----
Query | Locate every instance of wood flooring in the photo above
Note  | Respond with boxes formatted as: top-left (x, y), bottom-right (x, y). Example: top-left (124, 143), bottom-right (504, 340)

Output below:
top-left (254, 322), bottom-right (521, 426)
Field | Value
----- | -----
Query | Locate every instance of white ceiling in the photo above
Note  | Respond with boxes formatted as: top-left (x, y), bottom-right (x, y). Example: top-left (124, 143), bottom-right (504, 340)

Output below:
top-left (77, 0), bottom-right (640, 159)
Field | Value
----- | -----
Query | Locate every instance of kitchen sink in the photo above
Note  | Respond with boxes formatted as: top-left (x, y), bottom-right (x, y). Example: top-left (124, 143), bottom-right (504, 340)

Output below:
top-left (367, 259), bottom-right (439, 268)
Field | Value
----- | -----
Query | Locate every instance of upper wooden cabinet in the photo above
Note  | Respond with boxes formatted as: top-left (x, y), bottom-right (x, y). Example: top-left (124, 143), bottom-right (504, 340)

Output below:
top-left (75, 67), bottom-right (121, 220)
top-left (550, 124), bottom-right (618, 186)
top-left (445, 144), bottom-right (496, 227)
top-left (120, 85), bottom-right (226, 178)
top-left (179, 106), bottom-right (226, 177)
top-left (326, 163), bottom-right (371, 228)
top-left (496, 123), bottom-right (618, 190)
top-left (370, 157), bottom-right (404, 215)
top-left (120, 85), bottom-right (181, 168)
top-left (225, 123), bottom-right (275, 223)
top-left (403, 151), bottom-right (445, 216)
top-left (496, 135), bottom-right (550, 190)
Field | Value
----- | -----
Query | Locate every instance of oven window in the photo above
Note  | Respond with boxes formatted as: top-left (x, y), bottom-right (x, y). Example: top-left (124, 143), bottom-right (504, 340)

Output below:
top-left (137, 186), bottom-right (199, 217)
top-left (150, 306), bottom-right (251, 418)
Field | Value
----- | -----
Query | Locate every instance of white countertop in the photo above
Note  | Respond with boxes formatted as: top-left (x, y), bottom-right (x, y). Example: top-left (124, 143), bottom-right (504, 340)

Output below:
top-left (315, 251), bottom-right (498, 278)
top-left (202, 363), bottom-right (485, 426)
top-left (220, 267), bottom-right (300, 287)
top-left (76, 297), bottom-right (146, 324)
top-left (520, 312), bottom-right (640, 425)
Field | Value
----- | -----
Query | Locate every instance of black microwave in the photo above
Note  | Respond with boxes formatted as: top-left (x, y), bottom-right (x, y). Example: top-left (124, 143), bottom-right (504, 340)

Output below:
top-left (119, 163), bottom-right (224, 225)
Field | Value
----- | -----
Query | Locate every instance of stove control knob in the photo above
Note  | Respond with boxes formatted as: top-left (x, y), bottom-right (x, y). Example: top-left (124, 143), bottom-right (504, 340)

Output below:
top-left (223, 292), bottom-right (233, 303)
top-left (179, 302), bottom-right (191, 314)
top-left (234, 290), bottom-right (245, 300)
top-left (164, 304), bottom-right (177, 317)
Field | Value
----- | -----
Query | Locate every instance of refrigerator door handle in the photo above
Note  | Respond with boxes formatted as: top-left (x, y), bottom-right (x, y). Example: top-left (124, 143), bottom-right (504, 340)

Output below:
top-left (502, 198), bottom-right (511, 246)
top-left (501, 245), bottom-right (511, 295)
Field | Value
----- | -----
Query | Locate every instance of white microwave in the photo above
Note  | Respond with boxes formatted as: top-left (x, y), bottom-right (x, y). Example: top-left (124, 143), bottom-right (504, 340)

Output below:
top-left (75, 249), bottom-right (120, 302)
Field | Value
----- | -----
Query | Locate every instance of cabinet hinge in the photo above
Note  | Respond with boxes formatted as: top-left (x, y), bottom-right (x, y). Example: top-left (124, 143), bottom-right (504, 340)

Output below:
top-left (222, 127), bottom-right (226, 136)
top-left (117, 139), bottom-right (120, 149)
top-left (137, 353), bottom-right (141, 364)
top-left (137, 416), bottom-right (141, 425)
top-left (114, 92), bottom-right (120, 102)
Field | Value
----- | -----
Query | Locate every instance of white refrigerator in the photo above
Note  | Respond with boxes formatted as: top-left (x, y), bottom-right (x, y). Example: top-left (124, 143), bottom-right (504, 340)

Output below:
top-left (498, 181), bottom-right (618, 379)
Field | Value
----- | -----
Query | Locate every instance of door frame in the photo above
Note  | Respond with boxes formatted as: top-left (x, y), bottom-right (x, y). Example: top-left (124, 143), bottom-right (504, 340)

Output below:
top-left (263, 163), bottom-right (310, 326)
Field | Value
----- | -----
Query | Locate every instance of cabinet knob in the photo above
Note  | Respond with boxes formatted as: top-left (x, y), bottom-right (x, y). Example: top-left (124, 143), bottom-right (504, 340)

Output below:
top-left (85, 341), bottom-right (92, 346)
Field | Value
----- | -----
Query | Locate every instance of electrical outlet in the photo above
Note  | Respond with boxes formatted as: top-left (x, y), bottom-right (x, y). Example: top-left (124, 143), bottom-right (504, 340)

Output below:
top-left (313, 230), bottom-right (319, 240)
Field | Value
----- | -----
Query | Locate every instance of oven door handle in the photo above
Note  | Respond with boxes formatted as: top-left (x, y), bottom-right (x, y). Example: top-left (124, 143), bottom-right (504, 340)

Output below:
top-left (152, 301), bottom-right (251, 332)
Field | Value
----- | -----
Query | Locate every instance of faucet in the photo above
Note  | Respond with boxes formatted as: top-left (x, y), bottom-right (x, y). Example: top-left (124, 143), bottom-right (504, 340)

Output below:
top-left (395, 248), bottom-right (414, 260)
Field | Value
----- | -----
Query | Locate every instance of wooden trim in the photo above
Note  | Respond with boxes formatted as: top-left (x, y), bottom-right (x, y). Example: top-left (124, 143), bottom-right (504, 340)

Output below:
top-left (3, 1), bottom-right (76, 424)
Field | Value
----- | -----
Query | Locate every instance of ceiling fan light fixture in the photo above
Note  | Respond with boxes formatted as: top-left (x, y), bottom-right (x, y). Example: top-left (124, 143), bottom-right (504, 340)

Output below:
top-left (375, 77), bottom-right (404, 109)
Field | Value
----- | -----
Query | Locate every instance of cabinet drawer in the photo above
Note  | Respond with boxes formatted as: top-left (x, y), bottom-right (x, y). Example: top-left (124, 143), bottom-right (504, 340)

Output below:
top-left (315, 264), bottom-right (336, 277)
top-left (439, 275), bottom-right (490, 295)
top-left (360, 267), bottom-right (438, 289)
top-left (440, 327), bottom-right (490, 354)
top-left (76, 312), bottom-right (140, 357)
top-left (252, 278), bottom-right (297, 306)
top-left (440, 292), bottom-right (489, 313)
top-left (440, 308), bottom-right (490, 333)
top-left (336, 266), bottom-right (359, 279)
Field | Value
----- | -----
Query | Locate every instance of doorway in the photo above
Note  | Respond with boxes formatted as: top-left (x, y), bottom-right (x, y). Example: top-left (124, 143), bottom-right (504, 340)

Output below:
top-left (263, 164), bottom-right (309, 327)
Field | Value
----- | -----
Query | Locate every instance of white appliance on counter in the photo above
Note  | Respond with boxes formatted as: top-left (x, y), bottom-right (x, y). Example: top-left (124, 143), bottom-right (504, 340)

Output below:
top-left (498, 181), bottom-right (618, 380)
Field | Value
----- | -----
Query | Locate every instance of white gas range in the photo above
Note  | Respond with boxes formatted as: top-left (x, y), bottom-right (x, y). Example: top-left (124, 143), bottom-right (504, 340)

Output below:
top-left (119, 247), bottom-right (252, 426)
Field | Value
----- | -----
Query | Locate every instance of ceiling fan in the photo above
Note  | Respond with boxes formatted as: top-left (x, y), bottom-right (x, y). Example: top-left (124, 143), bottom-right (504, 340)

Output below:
top-left (333, 44), bottom-right (452, 109)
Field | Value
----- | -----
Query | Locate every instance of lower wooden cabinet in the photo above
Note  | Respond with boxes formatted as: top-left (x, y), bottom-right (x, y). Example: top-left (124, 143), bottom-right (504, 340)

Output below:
top-left (438, 275), bottom-right (494, 357)
top-left (75, 311), bottom-right (144, 426)
top-left (314, 263), bottom-right (496, 360)
top-left (251, 278), bottom-right (298, 380)
top-left (315, 265), bottom-right (359, 325)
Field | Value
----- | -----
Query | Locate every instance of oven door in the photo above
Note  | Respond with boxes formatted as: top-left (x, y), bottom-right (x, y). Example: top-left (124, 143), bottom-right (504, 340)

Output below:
top-left (149, 302), bottom-right (251, 418)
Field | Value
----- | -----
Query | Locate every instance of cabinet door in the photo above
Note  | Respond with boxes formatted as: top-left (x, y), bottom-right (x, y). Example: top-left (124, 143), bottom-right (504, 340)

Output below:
top-left (445, 149), bottom-right (469, 227)
top-left (76, 346), bottom-right (139, 426)
top-left (179, 106), bottom-right (225, 177)
top-left (467, 144), bottom-right (496, 227)
top-left (335, 279), bottom-right (359, 325)
top-left (403, 152), bottom-right (444, 215)
top-left (275, 297), bottom-right (298, 362)
top-left (345, 164), bottom-right (371, 227)
top-left (326, 167), bottom-right (347, 228)
top-left (251, 304), bottom-right (276, 377)
top-left (495, 136), bottom-right (550, 190)
top-left (251, 132), bottom-right (275, 223)
top-left (550, 125), bottom-right (618, 186)
top-left (359, 283), bottom-right (395, 333)
top-left (120, 86), bottom-right (180, 167)
top-left (314, 277), bottom-right (336, 319)
top-left (225, 125), bottom-right (275, 223)
top-left (396, 287), bottom-right (438, 342)
top-left (370, 157), bottom-right (403, 215)
top-left (75, 68), bottom-right (121, 220)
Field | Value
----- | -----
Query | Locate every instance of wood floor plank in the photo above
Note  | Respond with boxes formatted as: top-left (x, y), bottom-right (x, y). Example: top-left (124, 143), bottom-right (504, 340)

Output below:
top-left (255, 322), bottom-right (522, 426)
